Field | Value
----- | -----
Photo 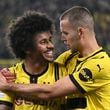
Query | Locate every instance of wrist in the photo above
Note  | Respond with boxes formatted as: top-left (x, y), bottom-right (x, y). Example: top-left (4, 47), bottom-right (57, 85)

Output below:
top-left (0, 82), bottom-right (9, 91)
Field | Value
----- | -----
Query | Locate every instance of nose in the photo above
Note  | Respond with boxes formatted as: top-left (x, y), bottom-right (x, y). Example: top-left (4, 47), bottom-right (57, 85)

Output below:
top-left (60, 35), bottom-right (67, 45)
top-left (47, 42), bottom-right (54, 49)
top-left (60, 34), bottom-right (67, 42)
top-left (60, 35), bottom-right (65, 41)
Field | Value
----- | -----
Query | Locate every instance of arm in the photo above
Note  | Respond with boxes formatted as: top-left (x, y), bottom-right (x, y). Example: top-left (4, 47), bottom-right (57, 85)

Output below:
top-left (0, 69), bottom-right (14, 110)
top-left (0, 75), bottom-right (78, 100)
top-left (0, 104), bottom-right (13, 110)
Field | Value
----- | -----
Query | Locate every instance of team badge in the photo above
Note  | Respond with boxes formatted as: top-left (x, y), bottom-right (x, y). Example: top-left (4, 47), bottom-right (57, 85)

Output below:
top-left (79, 68), bottom-right (92, 81)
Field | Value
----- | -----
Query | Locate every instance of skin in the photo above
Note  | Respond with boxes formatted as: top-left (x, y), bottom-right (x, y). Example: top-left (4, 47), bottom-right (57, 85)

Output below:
top-left (32, 31), bottom-right (54, 62)
top-left (60, 19), bottom-right (80, 52)
top-left (23, 31), bottom-right (54, 75)
top-left (0, 18), bottom-right (100, 101)
top-left (0, 31), bottom-right (54, 110)
top-left (0, 105), bottom-right (12, 110)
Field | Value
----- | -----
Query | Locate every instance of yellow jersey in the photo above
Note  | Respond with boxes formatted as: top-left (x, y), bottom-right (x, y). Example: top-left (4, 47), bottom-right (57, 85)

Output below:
top-left (55, 50), bottom-right (86, 110)
top-left (55, 50), bottom-right (78, 74)
top-left (69, 48), bottom-right (110, 110)
top-left (0, 62), bottom-right (67, 110)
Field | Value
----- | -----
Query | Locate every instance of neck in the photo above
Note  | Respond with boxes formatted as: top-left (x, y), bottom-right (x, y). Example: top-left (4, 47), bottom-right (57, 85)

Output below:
top-left (79, 35), bottom-right (100, 57)
top-left (24, 58), bottom-right (48, 75)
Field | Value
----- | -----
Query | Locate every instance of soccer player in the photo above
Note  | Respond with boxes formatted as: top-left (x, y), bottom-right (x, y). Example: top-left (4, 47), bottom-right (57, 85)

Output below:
top-left (1, 6), bottom-right (110, 110)
top-left (0, 11), bottom-right (67, 110)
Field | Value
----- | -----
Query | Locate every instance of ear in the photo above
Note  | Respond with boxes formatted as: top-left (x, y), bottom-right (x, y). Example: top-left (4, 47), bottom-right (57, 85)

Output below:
top-left (77, 27), bottom-right (84, 37)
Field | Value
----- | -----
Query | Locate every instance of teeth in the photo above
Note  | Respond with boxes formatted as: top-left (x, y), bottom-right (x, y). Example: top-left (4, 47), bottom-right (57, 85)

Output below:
top-left (46, 50), bottom-right (53, 55)
top-left (63, 41), bottom-right (67, 44)
top-left (46, 51), bottom-right (53, 54)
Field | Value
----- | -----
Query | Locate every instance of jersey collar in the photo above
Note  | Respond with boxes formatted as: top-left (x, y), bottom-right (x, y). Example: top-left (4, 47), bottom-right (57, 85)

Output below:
top-left (78, 47), bottom-right (103, 62)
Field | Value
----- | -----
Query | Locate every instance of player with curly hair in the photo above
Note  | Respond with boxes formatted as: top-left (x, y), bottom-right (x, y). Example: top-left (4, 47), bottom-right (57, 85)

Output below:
top-left (0, 11), bottom-right (67, 110)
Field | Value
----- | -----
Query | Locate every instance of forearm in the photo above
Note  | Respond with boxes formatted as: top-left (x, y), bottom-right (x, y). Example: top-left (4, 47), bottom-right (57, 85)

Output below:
top-left (3, 83), bottom-right (54, 100)
top-left (0, 104), bottom-right (13, 110)
top-left (0, 76), bottom-right (76, 100)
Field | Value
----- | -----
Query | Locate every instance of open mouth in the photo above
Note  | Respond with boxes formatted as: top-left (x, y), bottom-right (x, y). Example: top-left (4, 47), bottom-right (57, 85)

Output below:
top-left (63, 40), bottom-right (67, 45)
top-left (45, 50), bottom-right (54, 58)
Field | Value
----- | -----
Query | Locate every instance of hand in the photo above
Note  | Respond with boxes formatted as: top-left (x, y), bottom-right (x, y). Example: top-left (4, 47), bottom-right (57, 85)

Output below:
top-left (0, 70), bottom-right (9, 90)
top-left (0, 68), bottom-right (16, 83)
top-left (0, 70), bottom-right (7, 83)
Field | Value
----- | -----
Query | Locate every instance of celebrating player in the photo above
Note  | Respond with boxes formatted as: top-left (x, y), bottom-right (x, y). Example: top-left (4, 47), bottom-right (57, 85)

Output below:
top-left (0, 11), bottom-right (67, 110)
top-left (1, 6), bottom-right (110, 110)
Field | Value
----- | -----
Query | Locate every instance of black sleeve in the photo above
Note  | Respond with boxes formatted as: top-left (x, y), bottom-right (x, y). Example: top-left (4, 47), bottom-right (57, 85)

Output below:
top-left (69, 74), bottom-right (86, 93)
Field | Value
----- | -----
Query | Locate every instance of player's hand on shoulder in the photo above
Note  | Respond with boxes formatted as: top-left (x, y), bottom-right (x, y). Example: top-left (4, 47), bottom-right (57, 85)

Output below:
top-left (0, 68), bottom-right (16, 83)
top-left (0, 69), bottom-right (7, 87)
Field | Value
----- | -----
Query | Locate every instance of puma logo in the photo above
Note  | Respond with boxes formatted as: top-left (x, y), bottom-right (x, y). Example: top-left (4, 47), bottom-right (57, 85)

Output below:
top-left (97, 64), bottom-right (104, 72)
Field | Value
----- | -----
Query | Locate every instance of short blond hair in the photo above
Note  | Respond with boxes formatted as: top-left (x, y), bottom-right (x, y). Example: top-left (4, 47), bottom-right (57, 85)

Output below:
top-left (60, 6), bottom-right (94, 31)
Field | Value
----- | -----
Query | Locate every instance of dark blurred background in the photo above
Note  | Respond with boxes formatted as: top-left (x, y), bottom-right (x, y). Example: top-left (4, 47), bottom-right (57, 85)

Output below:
top-left (0, 0), bottom-right (110, 66)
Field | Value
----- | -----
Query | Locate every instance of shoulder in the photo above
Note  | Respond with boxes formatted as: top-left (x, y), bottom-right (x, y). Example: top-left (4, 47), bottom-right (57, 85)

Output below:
top-left (86, 52), bottom-right (110, 67)
top-left (81, 56), bottom-right (110, 78)
top-left (9, 61), bottom-right (23, 73)
top-left (55, 50), bottom-right (78, 65)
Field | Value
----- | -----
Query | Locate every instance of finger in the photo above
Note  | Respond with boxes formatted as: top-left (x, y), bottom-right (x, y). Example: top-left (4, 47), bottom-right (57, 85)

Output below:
top-left (1, 68), bottom-right (15, 77)
top-left (1, 68), bottom-right (11, 76)
top-left (7, 79), bottom-right (16, 83)
top-left (0, 72), bottom-right (7, 82)
top-left (5, 76), bottom-right (16, 80)
top-left (0, 68), bottom-right (9, 72)
top-left (4, 73), bottom-right (16, 78)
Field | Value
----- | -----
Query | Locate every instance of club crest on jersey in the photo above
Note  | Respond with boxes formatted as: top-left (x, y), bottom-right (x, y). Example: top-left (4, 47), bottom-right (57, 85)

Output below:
top-left (79, 68), bottom-right (92, 81)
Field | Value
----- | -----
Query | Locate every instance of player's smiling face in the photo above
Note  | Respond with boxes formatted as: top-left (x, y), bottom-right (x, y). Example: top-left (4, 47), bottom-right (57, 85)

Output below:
top-left (33, 31), bottom-right (54, 62)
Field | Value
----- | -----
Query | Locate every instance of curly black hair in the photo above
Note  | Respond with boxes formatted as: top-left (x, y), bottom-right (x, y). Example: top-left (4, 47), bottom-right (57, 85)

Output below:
top-left (6, 11), bottom-right (54, 59)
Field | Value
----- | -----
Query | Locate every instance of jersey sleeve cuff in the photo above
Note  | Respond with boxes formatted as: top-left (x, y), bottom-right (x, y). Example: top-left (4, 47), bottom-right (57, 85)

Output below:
top-left (69, 74), bottom-right (86, 94)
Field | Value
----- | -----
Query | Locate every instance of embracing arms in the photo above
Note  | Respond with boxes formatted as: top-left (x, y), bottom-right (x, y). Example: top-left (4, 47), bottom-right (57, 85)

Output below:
top-left (0, 69), bottom-right (78, 100)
